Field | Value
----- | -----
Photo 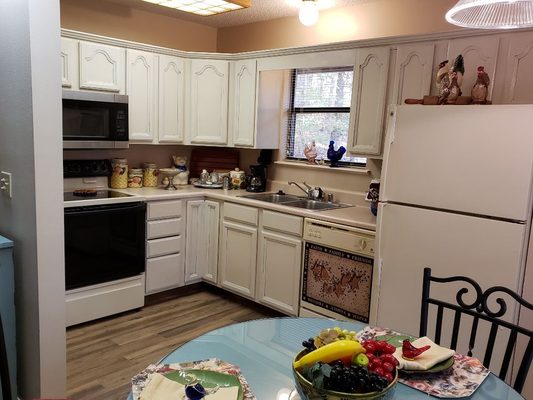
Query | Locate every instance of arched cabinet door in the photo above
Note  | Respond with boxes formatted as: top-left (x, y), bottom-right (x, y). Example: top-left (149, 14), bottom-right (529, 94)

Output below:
top-left (127, 49), bottom-right (156, 142)
top-left (348, 46), bottom-right (390, 156)
top-left (231, 59), bottom-right (257, 147)
top-left (189, 59), bottom-right (229, 145)
top-left (61, 37), bottom-right (78, 89)
top-left (392, 43), bottom-right (435, 105)
top-left (158, 55), bottom-right (185, 143)
top-left (79, 41), bottom-right (125, 93)
top-left (504, 32), bottom-right (533, 104)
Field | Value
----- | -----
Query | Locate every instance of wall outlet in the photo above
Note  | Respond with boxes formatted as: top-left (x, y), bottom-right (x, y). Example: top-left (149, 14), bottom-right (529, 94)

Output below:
top-left (1, 171), bottom-right (12, 198)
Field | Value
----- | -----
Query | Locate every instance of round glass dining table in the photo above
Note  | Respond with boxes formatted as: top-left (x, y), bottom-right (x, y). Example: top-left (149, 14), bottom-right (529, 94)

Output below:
top-left (129, 317), bottom-right (523, 400)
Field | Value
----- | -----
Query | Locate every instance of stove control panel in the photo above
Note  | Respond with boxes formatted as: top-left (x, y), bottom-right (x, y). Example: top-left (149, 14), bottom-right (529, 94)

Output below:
top-left (63, 159), bottom-right (111, 178)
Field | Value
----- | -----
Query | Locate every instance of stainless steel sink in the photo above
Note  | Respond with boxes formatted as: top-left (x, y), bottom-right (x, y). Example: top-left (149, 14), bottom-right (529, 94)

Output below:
top-left (239, 192), bottom-right (352, 211)
top-left (282, 199), bottom-right (352, 210)
top-left (239, 193), bottom-right (302, 203)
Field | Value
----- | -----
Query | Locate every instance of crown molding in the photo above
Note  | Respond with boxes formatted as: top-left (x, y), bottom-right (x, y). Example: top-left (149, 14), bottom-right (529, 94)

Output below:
top-left (61, 26), bottom-right (533, 60)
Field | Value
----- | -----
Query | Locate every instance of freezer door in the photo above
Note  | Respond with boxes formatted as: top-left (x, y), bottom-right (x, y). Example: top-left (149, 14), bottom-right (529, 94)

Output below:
top-left (381, 105), bottom-right (533, 221)
top-left (376, 203), bottom-right (527, 369)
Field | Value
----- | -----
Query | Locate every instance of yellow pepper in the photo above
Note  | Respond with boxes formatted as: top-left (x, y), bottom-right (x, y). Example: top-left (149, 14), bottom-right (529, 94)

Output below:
top-left (293, 340), bottom-right (365, 370)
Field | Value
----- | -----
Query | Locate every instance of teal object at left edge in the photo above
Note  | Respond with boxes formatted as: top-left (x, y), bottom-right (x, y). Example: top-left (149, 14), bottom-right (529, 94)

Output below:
top-left (0, 235), bottom-right (16, 400)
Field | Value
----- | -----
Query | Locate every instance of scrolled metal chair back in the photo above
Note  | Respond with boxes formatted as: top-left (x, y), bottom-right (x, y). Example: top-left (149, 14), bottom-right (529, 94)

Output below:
top-left (419, 267), bottom-right (532, 394)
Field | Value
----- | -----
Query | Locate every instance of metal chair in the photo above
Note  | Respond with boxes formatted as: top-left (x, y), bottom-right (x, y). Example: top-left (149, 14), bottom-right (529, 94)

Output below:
top-left (419, 267), bottom-right (532, 394)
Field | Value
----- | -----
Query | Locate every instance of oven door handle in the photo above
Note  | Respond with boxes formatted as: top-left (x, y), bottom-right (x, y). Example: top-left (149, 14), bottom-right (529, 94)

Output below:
top-left (64, 202), bottom-right (145, 215)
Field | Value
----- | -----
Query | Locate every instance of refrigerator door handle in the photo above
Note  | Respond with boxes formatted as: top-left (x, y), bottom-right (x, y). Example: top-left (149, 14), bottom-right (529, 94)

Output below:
top-left (386, 104), bottom-right (397, 144)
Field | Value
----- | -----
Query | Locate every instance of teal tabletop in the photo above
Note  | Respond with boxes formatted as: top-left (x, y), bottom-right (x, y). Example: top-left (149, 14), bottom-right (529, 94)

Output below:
top-left (129, 317), bottom-right (524, 400)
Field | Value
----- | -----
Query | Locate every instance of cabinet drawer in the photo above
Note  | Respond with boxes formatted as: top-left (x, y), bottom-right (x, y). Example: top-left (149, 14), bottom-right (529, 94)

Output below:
top-left (223, 202), bottom-right (258, 226)
top-left (147, 200), bottom-right (183, 220)
top-left (147, 218), bottom-right (183, 239)
top-left (147, 235), bottom-right (183, 258)
top-left (146, 253), bottom-right (184, 293)
top-left (262, 210), bottom-right (303, 236)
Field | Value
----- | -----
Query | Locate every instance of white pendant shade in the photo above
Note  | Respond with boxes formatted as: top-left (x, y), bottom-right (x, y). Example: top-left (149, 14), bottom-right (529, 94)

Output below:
top-left (446, 0), bottom-right (533, 29)
top-left (299, 0), bottom-right (319, 26)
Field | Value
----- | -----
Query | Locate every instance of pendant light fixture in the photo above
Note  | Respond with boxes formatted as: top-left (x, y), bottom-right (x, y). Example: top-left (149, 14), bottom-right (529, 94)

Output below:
top-left (446, 0), bottom-right (533, 29)
top-left (299, 0), bottom-right (319, 26)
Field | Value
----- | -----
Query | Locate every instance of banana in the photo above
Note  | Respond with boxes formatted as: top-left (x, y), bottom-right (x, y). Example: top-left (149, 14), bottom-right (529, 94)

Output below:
top-left (293, 340), bottom-right (365, 370)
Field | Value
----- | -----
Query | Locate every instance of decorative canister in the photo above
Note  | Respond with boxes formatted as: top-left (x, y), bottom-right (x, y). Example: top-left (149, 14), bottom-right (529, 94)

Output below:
top-left (128, 168), bottom-right (143, 188)
top-left (230, 168), bottom-right (245, 190)
top-left (110, 158), bottom-right (128, 189)
top-left (143, 163), bottom-right (158, 187)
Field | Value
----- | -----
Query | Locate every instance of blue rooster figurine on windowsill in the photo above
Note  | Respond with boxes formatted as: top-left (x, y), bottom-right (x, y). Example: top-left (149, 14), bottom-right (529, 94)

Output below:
top-left (327, 140), bottom-right (346, 167)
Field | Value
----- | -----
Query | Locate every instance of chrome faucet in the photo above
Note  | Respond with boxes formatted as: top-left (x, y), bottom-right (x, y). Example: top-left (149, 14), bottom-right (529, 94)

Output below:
top-left (288, 181), bottom-right (324, 200)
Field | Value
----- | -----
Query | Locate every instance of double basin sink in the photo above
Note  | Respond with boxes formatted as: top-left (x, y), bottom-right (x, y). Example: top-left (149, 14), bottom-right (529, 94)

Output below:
top-left (238, 192), bottom-right (352, 211)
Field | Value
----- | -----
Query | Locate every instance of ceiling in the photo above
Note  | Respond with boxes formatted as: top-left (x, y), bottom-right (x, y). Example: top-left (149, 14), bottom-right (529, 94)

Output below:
top-left (107, 0), bottom-right (374, 28)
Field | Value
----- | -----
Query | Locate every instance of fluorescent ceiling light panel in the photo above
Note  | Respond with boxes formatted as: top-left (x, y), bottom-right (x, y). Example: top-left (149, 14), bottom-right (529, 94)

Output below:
top-left (142, 0), bottom-right (250, 15)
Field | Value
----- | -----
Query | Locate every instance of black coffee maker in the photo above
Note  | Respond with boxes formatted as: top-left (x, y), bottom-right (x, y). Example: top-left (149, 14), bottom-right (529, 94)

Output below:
top-left (246, 165), bottom-right (267, 192)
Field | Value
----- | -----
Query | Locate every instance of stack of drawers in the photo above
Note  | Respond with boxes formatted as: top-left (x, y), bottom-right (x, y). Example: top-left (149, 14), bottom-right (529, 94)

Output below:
top-left (145, 199), bottom-right (185, 294)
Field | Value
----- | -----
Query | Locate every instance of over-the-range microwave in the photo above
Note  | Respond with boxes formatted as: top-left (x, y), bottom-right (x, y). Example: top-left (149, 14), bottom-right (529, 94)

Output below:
top-left (62, 90), bottom-right (129, 149)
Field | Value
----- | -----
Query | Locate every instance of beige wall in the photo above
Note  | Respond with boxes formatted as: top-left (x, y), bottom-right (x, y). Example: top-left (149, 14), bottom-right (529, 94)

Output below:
top-left (217, 0), bottom-right (461, 52)
top-left (60, 0), bottom-right (217, 52)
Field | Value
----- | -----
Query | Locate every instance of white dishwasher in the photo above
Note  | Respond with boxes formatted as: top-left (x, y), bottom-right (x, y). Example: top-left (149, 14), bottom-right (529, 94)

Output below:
top-left (300, 218), bottom-right (377, 324)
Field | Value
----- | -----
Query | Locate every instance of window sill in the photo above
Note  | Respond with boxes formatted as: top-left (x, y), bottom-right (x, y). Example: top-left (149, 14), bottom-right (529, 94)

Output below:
top-left (274, 160), bottom-right (370, 175)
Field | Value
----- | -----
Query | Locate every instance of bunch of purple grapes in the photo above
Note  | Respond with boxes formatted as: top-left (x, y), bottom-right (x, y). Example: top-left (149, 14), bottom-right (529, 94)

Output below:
top-left (325, 361), bottom-right (390, 393)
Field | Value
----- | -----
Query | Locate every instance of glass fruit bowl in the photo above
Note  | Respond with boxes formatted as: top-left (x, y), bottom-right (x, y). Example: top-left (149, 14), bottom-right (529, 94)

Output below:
top-left (292, 349), bottom-right (398, 400)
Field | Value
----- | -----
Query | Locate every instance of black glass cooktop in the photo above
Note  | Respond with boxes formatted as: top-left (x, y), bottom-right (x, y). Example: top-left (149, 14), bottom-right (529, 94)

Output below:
top-left (64, 190), bottom-right (133, 202)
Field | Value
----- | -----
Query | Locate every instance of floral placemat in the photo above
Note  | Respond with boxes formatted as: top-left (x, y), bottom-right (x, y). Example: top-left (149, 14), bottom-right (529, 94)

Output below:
top-left (356, 326), bottom-right (490, 398)
top-left (131, 358), bottom-right (256, 400)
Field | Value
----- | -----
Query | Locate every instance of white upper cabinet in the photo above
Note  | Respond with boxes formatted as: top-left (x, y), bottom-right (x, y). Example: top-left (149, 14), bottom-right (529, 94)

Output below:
top-left (348, 46), bottom-right (390, 156)
top-left (392, 43), bottom-right (435, 104)
top-left (158, 55), bottom-right (185, 143)
top-left (230, 59), bottom-right (257, 147)
top-left (61, 38), bottom-right (78, 89)
top-left (127, 49), bottom-right (156, 142)
top-left (79, 41), bottom-right (125, 93)
top-left (189, 59), bottom-right (229, 145)
top-left (504, 32), bottom-right (533, 104)
top-left (446, 36), bottom-right (499, 101)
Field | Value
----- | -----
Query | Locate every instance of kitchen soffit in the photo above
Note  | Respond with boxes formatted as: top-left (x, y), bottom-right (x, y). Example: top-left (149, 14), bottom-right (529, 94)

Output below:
top-left (106, 0), bottom-right (373, 27)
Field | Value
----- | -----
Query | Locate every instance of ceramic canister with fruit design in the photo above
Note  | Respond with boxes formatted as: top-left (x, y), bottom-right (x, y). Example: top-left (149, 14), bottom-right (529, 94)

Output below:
top-left (128, 168), bottom-right (143, 188)
top-left (142, 163), bottom-right (158, 187)
top-left (230, 168), bottom-right (246, 190)
top-left (110, 158), bottom-right (128, 189)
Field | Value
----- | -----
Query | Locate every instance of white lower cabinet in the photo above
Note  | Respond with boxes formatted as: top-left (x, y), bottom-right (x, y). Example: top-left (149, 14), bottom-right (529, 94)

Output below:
top-left (257, 211), bottom-right (303, 315)
top-left (185, 199), bottom-right (220, 284)
top-left (219, 203), bottom-right (259, 299)
top-left (145, 199), bottom-right (185, 294)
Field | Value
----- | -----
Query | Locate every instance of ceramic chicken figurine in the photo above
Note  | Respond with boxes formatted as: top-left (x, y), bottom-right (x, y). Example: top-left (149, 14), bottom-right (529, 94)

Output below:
top-left (445, 70), bottom-right (462, 104)
top-left (327, 140), bottom-right (346, 167)
top-left (402, 339), bottom-right (431, 360)
top-left (304, 140), bottom-right (318, 164)
top-left (435, 59), bottom-right (450, 98)
top-left (471, 66), bottom-right (490, 104)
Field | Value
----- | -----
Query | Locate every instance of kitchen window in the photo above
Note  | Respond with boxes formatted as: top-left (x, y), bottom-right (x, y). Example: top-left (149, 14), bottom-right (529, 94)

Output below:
top-left (286, 67), bottom-right (366, 166)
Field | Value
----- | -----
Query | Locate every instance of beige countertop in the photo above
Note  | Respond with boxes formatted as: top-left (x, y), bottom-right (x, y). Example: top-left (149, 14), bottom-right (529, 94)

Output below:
top-left (116, 185), bottom-right (377, 231)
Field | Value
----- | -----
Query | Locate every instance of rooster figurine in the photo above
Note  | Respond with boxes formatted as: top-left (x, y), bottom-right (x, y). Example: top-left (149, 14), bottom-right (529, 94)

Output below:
top-left (471, 66), bottom-right (490, 104)
top-left (435, 59), bottom-right (450, 98)
top-left (327, 140), bottom-right (346, 167)
top-left (402, 339), bottom-right (431, 361)
top-left (304, 140), bottom-right (318, 164)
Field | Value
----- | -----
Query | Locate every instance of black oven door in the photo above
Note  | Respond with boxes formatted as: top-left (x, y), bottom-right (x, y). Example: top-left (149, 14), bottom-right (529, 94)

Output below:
top-left (64, 202), bottom-right (145, 291)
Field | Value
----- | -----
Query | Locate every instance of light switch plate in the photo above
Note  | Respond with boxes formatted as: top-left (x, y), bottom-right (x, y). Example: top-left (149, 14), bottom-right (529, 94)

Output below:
top-left (1, 171), bottom-right (12, 198)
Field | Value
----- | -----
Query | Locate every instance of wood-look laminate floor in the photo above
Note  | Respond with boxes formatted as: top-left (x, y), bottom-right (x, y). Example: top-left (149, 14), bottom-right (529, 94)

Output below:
top-left (66, 284), bottom-right (282, 400)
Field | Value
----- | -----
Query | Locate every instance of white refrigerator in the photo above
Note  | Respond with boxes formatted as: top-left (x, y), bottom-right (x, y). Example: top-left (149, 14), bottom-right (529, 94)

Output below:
top-left (374, 105), bottom-right (533, 374)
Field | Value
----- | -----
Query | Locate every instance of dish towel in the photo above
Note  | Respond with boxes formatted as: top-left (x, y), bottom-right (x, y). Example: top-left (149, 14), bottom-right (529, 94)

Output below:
top-left (139, 372), bottom-right (239, 400)
top-left (393, 336), bottom-right (455, 371)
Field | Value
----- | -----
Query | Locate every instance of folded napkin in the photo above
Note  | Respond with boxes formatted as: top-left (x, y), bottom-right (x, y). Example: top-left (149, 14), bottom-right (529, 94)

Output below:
top-left (393, 337), bottom-right (455, 371)
top-left (139, 372), bottom-right (239, 400)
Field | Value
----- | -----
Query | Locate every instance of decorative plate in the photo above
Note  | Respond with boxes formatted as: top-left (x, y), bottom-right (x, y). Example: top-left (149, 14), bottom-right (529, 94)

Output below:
top-left (399, 356), bottom-right (454, 374)
top-left (193, 182), bottom-right (223, 189)
top-left (165, 369), bottom-right (243, 400)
